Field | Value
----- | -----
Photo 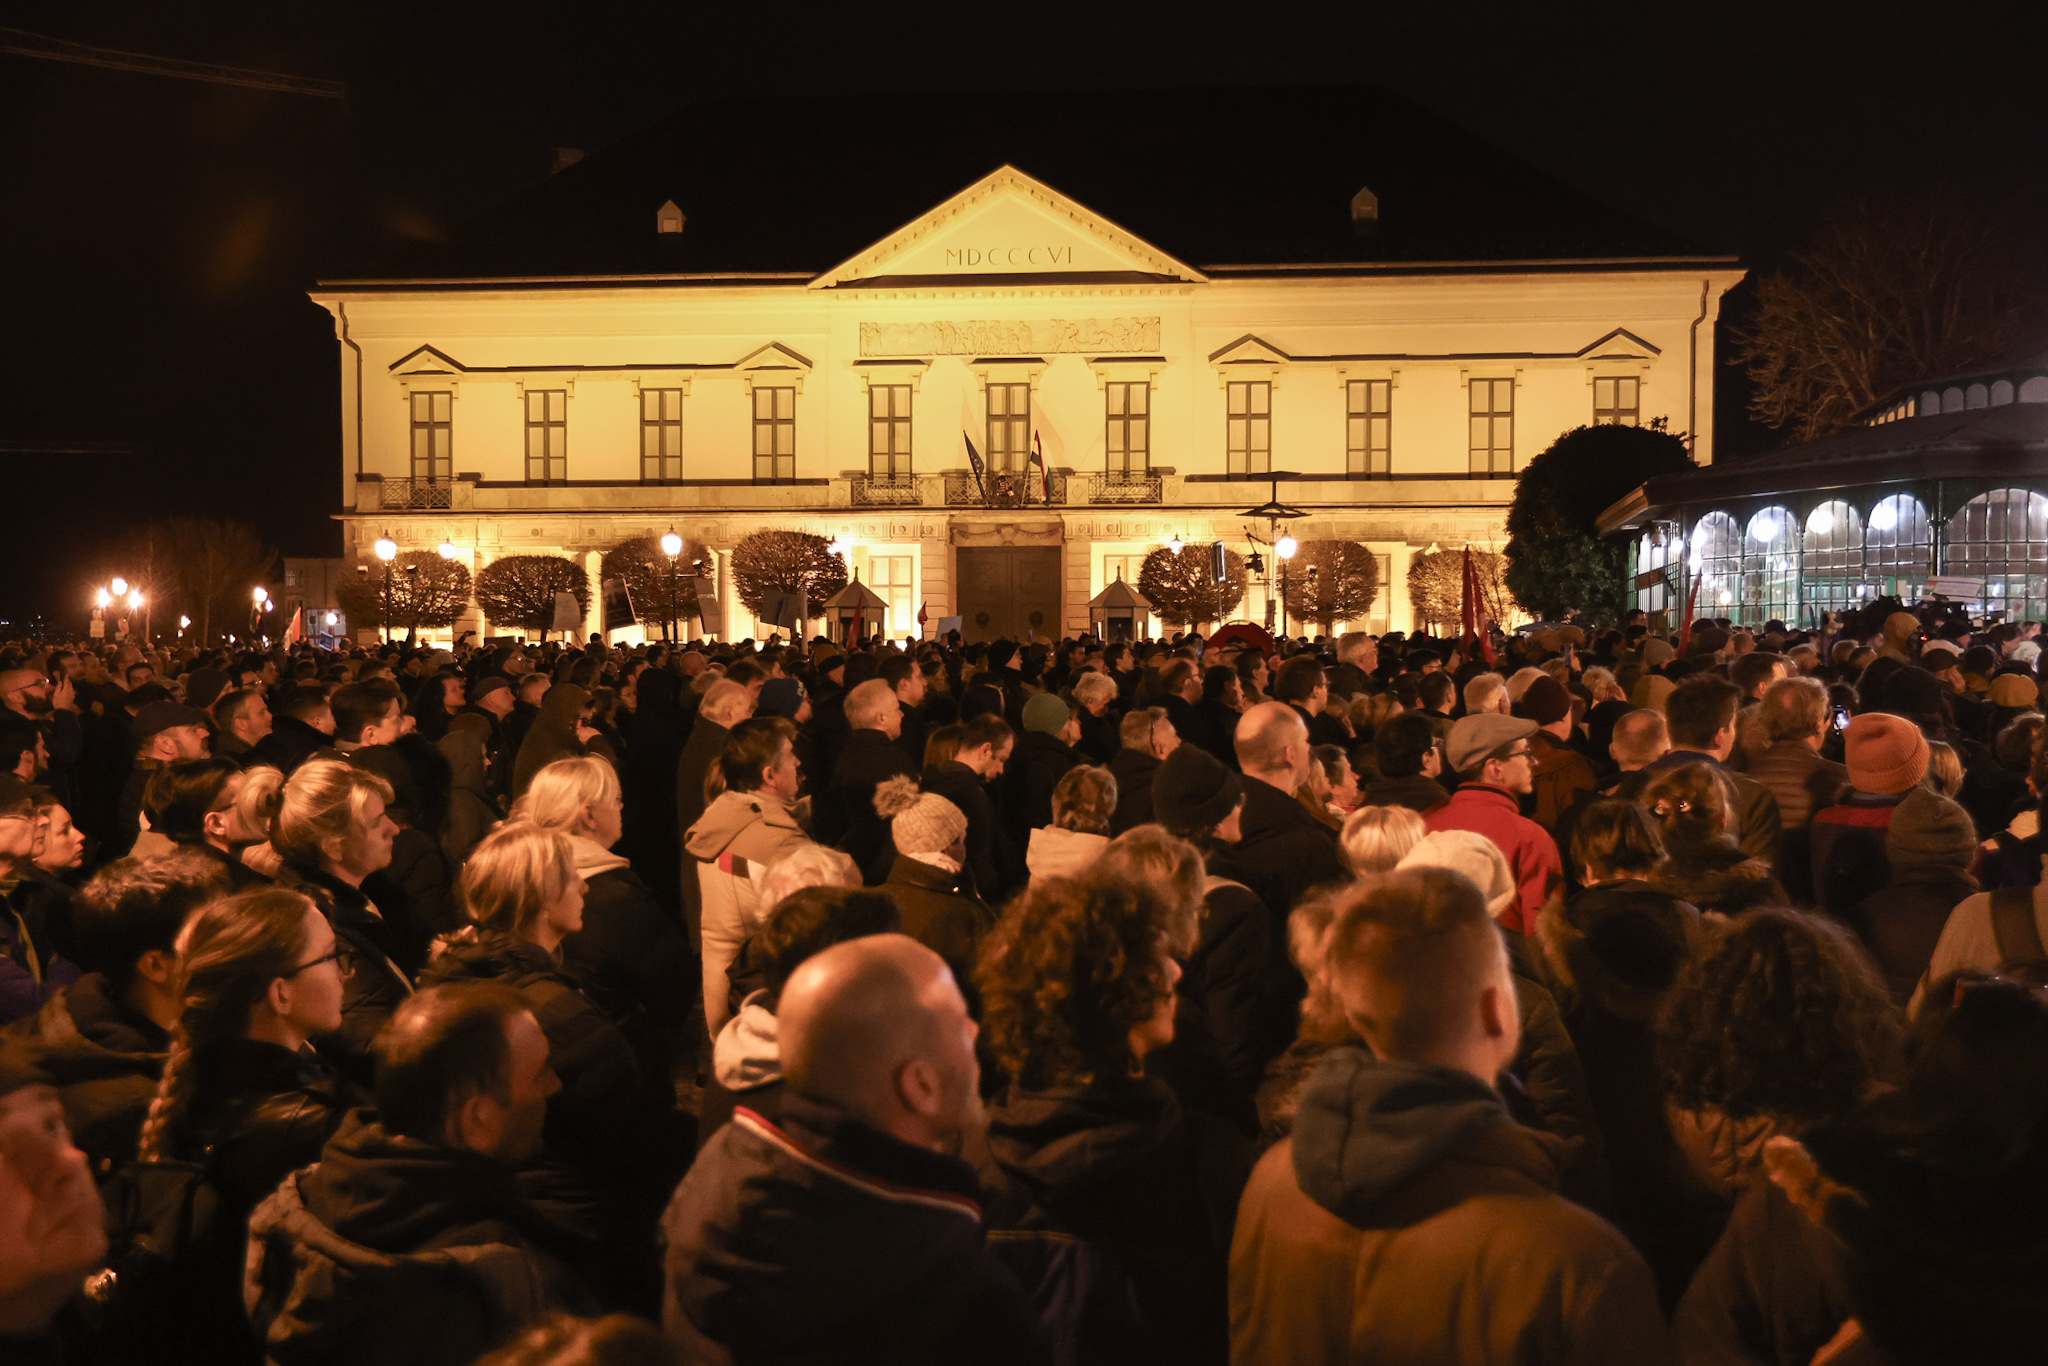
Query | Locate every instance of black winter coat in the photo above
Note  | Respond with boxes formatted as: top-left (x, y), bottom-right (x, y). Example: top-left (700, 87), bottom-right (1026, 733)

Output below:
top-left (1076, 708), bottom-right (1120, 765)
top-left (978, 1073), bottom-right (1253, 1366)
top-left (1536, 882), bottom-right (1724, 1308)
top-left (618, 669), bottom-right (686, 920)
top-left (0, 972), bottom-right (166, 1173)
top-left (818, 729), bottom-right (918, 885)
top-left (277, 864), bottom-right (416, 1089)
top-left (663, 1092), bottom-right (1052, 1366)
top-left (246, 712), bottom-right (334, 777)
top-left (881, 855), bottom-right (997, 1008)
top-left (1852, 867), bottom-right (1978, 1005)
top-left (173, 1037), bottom-right (362, 1216)
top-left (922, 760), bottom-right (1015, 902)
top-left (559, 862), bottom-right (695, 1086)
top-left (1231, 776), bottom-right (1346, 921)
top-left (1673, 1178), bottom-right (1856, 1366)
top-left (1107, 747), bottom-right (1161, 834)
top-left (1143, 875), bottom-right (1283, 1133)
top-left (1001, 730), bottom-right (1081, 850)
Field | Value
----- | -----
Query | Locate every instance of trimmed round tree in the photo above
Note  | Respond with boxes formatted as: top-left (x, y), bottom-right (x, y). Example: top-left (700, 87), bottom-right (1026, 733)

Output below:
top-left (1408, 547), bottom-right (1515, 636)
top-left (339, 551), bottom-right (472, 641)
top-left (1505, 421), bottom-right (1694, 624)
top-left (601, 534), bottom-right (714, 637)
top-left (1137, 543), bottom-right (1247, 629)
top-left (1279, 540), bottom-right (1380, 633)
top-left (729, 530), bottom-right (847, 625)
top-left (473, 554), bottom-right (591, 640)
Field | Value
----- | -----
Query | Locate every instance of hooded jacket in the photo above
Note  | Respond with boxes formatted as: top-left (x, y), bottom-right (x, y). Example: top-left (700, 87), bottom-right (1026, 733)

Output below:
top-left (1107, 747), bottom-right (1162, 834)
top-left (1024, 826), bottom-right (1109, 884)
top-left (686, 789), bottom-right (815, 1034)
top-left (0, 972), bottom-right (166, 1172)
top-left (1233, 774), bottom-right (1348, 925)
top-left (174, 1037), bottom-right (363, 1216)
top-left (1229, 1048), bottom-right (1670, 1366)
top-left (274, 862), bottom-right (415, 1088)
top-left (244, 1115), bottom-right (592, 1366)
top-left (980, 1073), bottom-right (1252, 1366)
top-left (881, 855), bottom-right (996, 1008)
top-left (663, 1093), bottom-right (1052, 1366)
top-left (512, 683), bottom-right (588, 798)
top-left (557, 836), bottom-right (693, 1086)
top-left (435, 716), bottom-right (500, 868)
top-left (697, 989), bottom-right (784, 1150)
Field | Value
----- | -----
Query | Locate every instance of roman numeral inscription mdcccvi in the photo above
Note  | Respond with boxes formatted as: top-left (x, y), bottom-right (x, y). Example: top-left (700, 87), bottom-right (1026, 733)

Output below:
top-left (943, 245), bottom-right (1075, 267)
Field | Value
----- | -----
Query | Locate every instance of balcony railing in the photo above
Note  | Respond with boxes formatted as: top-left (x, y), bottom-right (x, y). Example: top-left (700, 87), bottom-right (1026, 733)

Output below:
top-left (944, 471), bottom-right (1066, 508)
top-left (379, 477), bottom-right (453, 510)
top-left (849, 474), bottom-right (924, 507)
top-left (1083, 472), bottom-right (1163, 504)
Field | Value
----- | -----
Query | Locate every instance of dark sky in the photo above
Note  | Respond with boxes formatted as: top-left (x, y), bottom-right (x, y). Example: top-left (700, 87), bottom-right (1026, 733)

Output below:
top-left (2, 0), bottom-right (2042, 625)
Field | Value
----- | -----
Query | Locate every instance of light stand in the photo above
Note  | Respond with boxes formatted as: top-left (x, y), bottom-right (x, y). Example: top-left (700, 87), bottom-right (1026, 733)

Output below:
top-left (1237, 475), bottom-right (1308, 640)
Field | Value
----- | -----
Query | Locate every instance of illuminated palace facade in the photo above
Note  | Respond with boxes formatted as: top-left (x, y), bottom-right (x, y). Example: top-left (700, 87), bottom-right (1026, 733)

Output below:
top-left (314, 88), bottom-right (1743, 643)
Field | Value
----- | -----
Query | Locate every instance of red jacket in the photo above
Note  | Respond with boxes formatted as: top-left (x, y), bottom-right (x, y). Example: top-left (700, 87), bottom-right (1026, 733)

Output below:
top-left (1425, 785), bottom-right (1563, 935)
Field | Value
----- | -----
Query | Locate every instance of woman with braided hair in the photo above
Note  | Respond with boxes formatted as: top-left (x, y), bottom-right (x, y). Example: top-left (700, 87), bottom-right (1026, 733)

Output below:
top-left (134, 887), bottom-right (360, 1215)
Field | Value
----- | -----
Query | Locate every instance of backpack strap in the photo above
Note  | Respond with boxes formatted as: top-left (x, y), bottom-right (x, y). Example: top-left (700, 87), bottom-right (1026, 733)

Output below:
top-left (1989, 885), bottom-right (2047, 969)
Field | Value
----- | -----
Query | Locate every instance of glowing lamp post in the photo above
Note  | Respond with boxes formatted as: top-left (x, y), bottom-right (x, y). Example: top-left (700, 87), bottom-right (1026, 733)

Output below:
top-left (374, 535), bottom-right (398, 642)
top-left (251, 586), bottom-right (269, 641)
top-left (661, 528), bottom-right (684, 642)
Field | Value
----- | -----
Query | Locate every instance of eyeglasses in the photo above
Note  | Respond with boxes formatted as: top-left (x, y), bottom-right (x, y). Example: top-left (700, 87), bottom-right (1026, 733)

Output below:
top-left (287, 945), bottom-right (355, 979)
top-left (1499, 747), bottom-right (1533, 761)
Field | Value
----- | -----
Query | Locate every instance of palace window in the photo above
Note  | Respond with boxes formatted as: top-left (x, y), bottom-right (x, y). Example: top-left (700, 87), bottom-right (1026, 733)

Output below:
top-left (1469, 378), bottom-right (1513, 474)
top-left (1346, 379), bottom-right (1390, 476)
top-left (1593, 376), bottom-right (1640, 426)
top-left (410, 391), bottom-right (452, 483)
top-left (1103, 553), bottom-right (1143, 588)
top-left (753, 386), bottom-right (795, 483)
top-left (641, 388), bottom-right (683, 482)
top-left (1106, 382), bottom-right (1149, 476)
top-left (868, 554), bottom-right (915, 636)
top-left (1227, 380), bottom-right (1271, 475)
top-left (524, 390), bottom-right (567, 483)
top-left (987, 382), bottom-right (1030, 475)
top-left (869, 385), bottom-right (912, 479)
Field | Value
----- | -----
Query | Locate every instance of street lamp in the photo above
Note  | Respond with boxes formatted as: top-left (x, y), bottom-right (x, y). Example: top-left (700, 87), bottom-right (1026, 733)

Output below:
top-left (438, 539), bottom-right (459, 560)
top-left (1169, 532), bottom-right (1184, 555)
top-left (110, 577), bottom-right (128, 598)
top-left (660, 527), bottom-right (684, 642)
top-left (252, 586), bottom-right (269, 641)
top-left (373, 535), bottom-right (397, 643)
top-left (1276, 535), bottom-right (1299, 560)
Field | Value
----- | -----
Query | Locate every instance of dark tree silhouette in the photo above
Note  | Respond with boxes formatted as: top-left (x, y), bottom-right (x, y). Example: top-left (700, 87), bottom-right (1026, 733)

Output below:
top-left (154, 518), bottom-right (276, 645)
top-left (473, 554), bottom-right (590, 639)
top-left (1280, 540), bottom-right (1380, 632)
top-left (1137, 543), bottom-right (1247, 628)
top-left (339, 551), bottom-right (472, 640)
top-left (1506, 422), bottom-right (1694, 624)
top-left (728, 530), bottom-right (846, 621)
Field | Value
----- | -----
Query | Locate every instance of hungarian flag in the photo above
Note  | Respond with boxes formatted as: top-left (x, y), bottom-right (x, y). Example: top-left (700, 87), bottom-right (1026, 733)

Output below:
top-left (1030, 430), bottom-right (1051, 503)
top-left (962, 431), bottom-right (989, 504)
top-left (1460, 547), bottom-right (1497, 666)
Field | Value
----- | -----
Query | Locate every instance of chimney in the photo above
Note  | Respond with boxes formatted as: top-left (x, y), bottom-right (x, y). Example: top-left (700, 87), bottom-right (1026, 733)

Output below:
top-left (551, 147), bottom-right (585, 174)
top-left (657, 200), bottom-right (686, 235)
top-left (1350, 186), bottom-right (1379, 240)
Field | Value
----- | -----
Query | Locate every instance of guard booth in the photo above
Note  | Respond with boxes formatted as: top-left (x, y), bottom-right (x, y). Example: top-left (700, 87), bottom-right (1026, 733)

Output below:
top-left (821, 577), bottom-right (889, 645)
top-left (1089, 577), bottom-right (1154, 642)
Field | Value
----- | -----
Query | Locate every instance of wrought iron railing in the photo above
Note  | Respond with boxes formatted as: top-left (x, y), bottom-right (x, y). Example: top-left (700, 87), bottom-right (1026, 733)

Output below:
top-left (850, 474), bottom-right (924, 507)
top-left (943, 472), bottom-right (1067, 508)
top-left (1084, 472), bottom-right (1163, 504)
top-left (379, 477), bottom-right (453, 510)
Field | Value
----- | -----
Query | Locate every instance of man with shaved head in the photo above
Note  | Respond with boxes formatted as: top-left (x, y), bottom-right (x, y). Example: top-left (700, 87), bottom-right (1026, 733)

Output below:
top-left (1229, 701), bottom-right (1345, 922)
top-left (816, 678), bottom-right (917, 883)
top-left (663, 935), bottom-right (1050, 1365)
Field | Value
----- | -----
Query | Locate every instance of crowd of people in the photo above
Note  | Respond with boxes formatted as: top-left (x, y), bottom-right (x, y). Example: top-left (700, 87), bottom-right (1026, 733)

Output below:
top-left (1, 608), bottom-right (2046, 1365)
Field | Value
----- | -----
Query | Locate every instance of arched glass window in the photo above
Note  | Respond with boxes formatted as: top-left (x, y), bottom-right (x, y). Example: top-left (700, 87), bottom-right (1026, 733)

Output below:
top-left (1949, 489), bottom-right (2048, 623)
top-left (1741, 507), bottom-right (1799, 627)
top-left (1801, 500), bottom-right (1863, 621)
top-left (1690, 511), bottom-right (1741, 619)
top-left (1636, 529), bottom-right (1678, 616)
top-left (1866, 493), bottom-right (1931, 600)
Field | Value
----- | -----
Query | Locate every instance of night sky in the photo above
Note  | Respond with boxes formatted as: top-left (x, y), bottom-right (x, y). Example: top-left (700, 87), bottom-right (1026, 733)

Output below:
top-left (2, 0), bottom-right (2041, 627)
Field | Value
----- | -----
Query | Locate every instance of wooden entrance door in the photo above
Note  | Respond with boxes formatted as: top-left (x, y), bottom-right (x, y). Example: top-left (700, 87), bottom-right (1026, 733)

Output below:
top-left (955, 547), bottom-right (1062, 642)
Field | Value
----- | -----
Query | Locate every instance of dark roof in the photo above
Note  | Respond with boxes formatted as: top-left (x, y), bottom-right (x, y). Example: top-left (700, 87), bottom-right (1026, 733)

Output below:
top-left (333, 85), bottom-right (1712, 284)
top-left (1599, 402), bottom-right (2048, 532)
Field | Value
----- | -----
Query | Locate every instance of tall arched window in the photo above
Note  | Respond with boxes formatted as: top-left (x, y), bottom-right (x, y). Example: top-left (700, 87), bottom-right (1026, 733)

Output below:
top-left (1637, 529), bottom-right (1677, 615)
top-left (1690, 511), bottom-right (1741, 619)
top-left (1801, 500), bottom-right (1863, 620)
top-left (1866, 493), bottom-right (1931, 600)
top-left (1949, 488), bottom-right (2048, 622)
top-left (1742, 507), bottom-right (1799, 626)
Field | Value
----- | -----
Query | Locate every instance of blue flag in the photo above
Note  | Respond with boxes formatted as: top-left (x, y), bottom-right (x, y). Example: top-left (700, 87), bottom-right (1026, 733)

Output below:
top-left (962, 430), bottom-right (989, 504)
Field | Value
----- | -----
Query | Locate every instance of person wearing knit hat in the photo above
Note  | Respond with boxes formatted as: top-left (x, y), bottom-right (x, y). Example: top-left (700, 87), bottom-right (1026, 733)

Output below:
top-left (1519, 674), bottom-right (1600, 831)
top-left (1879, 611), bottom-right (1920, 663)
top-left (1639, 638), bottom-right (1676, 669)
top-left (872, 776), bottom-right (994, 998)
top-left (1811, 712), bottom-right (1931, 920)
top-left (1631, 674), bottom-right (1677, 715)
top-left (757, 677), bottom-right (809, 722)
top-left (1151, 743), bottom-right (1244, 839)
top-left (1853, 786), bottom-right (1980, 1003)
top-left (0, 1054), bottom-right (106, 1350)
top-left (1989, 673), bottom-right (2040, 709)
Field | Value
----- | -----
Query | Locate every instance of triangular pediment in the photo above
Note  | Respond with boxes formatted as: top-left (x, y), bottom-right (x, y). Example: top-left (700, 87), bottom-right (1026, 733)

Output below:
top-left (1208, 335), bottom-right (1293, 366)
top-left (389, 343), bottom-right (466, 374)
top-left (811, 166), bottom-right (1207, 288)
top-left (1575, 328), bottom-right (1661, 361)
top-left (735, 341), bottom-right (814, 373)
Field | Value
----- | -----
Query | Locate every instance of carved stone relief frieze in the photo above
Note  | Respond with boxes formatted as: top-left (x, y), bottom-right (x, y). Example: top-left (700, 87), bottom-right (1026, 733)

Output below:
top-left (860, 317), bottom-right (1161, 357)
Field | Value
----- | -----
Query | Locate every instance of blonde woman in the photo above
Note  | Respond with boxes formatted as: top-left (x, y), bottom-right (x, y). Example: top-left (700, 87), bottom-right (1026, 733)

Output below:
top-left (420, 820), bottom-right (680, 1293)
top-left (243, 759), bottom-right (413, 1080)
top-left (519, 755), bottom-right (691, 1085)
top-left (1337, 803), bottom-right (1426, 877)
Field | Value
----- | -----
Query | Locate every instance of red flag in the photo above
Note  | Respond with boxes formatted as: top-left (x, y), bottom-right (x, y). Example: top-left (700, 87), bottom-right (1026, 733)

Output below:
top-left (847, 606), bottom-right (864, 643)
top-left (284, 606), bottom-right (305, 648)
top-left (916, 601), bottom-right (928, 634)
top-left (1676, 564), bottom-right (1703, 653)
top-left (1460, 548), bottom-right (1497, 666)
top-left (1031, 430), bottom-right (1050, 503)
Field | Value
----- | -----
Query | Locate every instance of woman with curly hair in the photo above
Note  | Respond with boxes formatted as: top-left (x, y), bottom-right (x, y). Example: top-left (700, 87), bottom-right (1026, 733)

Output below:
top-left (1656, 905), bottom-right (1903, 1206)
top-left (1025, 764), bottom-right (1117, 885)
top-left (975, 867), bottom-right (1251, 1365)
top-left (1640, 762), bottom-right (1784, 916)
